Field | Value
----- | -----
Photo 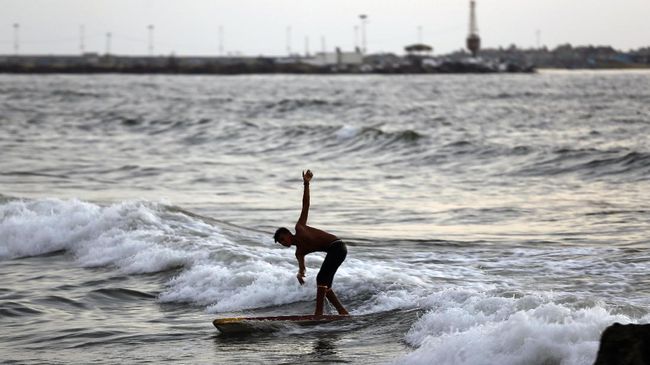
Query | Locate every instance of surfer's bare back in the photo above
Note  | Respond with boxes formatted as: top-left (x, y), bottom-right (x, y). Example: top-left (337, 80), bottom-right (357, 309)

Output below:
top-left (274, 170), bottom-right (349, 316)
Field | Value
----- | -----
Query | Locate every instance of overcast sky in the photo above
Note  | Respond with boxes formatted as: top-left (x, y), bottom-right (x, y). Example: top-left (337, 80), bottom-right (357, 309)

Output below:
top-left (1, 0), bottom-right (648, 56)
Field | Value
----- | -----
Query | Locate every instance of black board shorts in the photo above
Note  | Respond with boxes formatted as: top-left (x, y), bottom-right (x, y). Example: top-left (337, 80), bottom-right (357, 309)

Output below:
top-left (316, 240), bottom-right (347, 288)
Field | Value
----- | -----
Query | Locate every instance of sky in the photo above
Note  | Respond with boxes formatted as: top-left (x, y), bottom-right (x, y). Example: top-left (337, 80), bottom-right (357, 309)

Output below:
top-left (1, 0), bottom-right (648, 56)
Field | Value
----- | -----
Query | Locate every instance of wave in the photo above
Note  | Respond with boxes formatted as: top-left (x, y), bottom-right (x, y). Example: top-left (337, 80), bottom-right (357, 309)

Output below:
top-left (334, 125), bottom-right (424, 143)
top-left (493, 91), bottom-right (541, 99)
top-left (224, 123), bottom-right (427, 157)
top-left (394, 289), bottom-right (648, 365)
top-left (253, 123), bottom-right (424, 145)
top-left (0, 198), bottom-right (429, 314)
top-left (88, 288), bottom-right (157, 301)
top-left (0, 199), bottom-right (207, 273)
top-left (50, 89), bottom-right (103, 100)
top-left (30, 295), bottom-right (90, 312)
top-left (0, 301), bottom-right (43, 317)
top-left (0, 198), bottom-right (472, 315)
top-left (265, 98), bottom-right (342, 112)
top-left (517, 148), bottom-right (650, 180)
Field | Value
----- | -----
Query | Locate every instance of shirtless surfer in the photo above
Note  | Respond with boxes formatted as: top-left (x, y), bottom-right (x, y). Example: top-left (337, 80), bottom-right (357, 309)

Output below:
top-left (274, 169), bottom-right (349, 316)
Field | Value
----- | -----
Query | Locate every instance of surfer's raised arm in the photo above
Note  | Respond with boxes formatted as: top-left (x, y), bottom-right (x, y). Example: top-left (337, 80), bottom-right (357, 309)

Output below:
top-left (297, 169), bottom-right (312, 226)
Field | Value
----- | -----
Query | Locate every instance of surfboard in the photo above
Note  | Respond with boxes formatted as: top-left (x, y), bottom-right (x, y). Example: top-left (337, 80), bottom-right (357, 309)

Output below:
top-left (213, 314), bottom-right (350, 334)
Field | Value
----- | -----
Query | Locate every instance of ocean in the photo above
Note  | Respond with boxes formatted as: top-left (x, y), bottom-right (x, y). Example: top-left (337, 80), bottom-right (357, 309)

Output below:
top-left (1, 71), bottom-right (649, 364)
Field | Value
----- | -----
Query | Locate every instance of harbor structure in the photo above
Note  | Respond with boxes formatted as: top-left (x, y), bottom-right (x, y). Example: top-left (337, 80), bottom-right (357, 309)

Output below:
top-left (303, 47), bottom-right (363, 68)
top-left (466, 0), bottom-right (481, 57)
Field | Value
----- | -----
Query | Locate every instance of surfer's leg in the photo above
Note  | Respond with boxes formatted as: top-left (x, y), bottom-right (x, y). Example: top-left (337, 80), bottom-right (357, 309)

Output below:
top-left (326, 288), bottom-right (348, 315)
top-left (316, 254), bottom-right (336, 315)
top-left (315, 285), bottom-right (328, 316)
top-left (316, 241), bottom-right (348, 315)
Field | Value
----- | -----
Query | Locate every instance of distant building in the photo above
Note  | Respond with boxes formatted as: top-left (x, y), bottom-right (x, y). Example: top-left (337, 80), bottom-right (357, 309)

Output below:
top-left (404, 44), bottom-right (433, 56)
top-left (303, 48), bottom-right (363, 68)
top-left (363, 53), bottom-right (404, 71)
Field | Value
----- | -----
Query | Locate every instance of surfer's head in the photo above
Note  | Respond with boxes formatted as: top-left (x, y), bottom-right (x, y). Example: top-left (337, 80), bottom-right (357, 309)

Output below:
top-left (274, 227), bottom-right (293, 247)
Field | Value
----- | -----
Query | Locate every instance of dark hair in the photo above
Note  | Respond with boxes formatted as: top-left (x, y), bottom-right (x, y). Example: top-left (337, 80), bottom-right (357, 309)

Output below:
top-left (274, 227), bottom-right (291, 243)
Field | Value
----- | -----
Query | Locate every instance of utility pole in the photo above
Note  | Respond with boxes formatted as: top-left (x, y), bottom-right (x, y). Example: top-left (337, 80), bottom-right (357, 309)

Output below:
top-left (13, 23), bottom-right (19, 55)
top-left (304, 36), bottom-right (310, 57)
top-left (286, 26), bottom-right (292, 56)
top-left (218, 25), bottom-right (224, 56)
top-left (148, 24), bottom-right (154, 56)
top-left (354, 25), bottom-right (359, 50)
top-left (106, 32), bottom-right (112, 55)
top-left (79, 25), bottom-right (85, 54)
top-left (418, 25), bottom-right (423, 44)
top-left (359, 14), bottom-right (368, 54)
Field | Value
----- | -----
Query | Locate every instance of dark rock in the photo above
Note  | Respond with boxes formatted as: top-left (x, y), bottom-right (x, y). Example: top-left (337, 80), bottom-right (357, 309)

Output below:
top-left (594, 323), bottom-right (650, 365)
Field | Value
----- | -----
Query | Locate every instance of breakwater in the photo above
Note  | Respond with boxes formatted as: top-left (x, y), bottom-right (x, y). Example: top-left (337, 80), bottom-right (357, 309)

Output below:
top-left (0, 54), bottom-right (534, 74)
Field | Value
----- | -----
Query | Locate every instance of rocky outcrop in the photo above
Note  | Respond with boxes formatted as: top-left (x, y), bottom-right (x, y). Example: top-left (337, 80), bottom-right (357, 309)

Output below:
top-left (594, 323), bottom-right (650, 365)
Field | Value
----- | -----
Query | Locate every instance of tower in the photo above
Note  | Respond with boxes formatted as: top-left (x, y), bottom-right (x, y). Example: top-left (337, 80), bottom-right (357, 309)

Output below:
top-left (359, 14), bottom-right (368, 54)
top-left (80, 25), bottom-right (85, 54)
top-left (13, 23), bottom-right (19, 55)
top-left (286, 26), bottom-right (292, 56)
top-left (148, 25), bottom-right (154, 56)
top-left (218, 26), bottom-right (224, 56)
top-left (105, 32), bottom-right (112, 55)
top-left (466, 0), bottom-right (481, 57)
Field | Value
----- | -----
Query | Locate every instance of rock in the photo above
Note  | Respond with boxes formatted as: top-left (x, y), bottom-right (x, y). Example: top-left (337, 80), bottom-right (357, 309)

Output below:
top-left (594, 323), bottom-right (650, 365)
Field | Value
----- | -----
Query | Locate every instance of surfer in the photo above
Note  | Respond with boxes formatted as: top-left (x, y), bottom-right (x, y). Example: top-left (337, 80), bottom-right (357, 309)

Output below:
top-left (274, 169), bottom-right (349, 316)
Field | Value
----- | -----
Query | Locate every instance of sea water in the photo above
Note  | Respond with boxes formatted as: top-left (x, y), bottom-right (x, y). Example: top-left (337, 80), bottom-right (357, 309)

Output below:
top-left (1, 71), bottom-right (649, 364)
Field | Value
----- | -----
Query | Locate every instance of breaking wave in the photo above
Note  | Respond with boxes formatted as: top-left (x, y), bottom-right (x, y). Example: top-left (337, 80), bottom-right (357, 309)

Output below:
top-left (1, 198), bottom-right (648, 364)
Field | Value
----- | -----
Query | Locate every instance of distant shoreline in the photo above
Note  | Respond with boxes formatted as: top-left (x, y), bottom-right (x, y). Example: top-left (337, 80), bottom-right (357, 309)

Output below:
top-left (538, 66), bottom-right (650, 71)
top-left (0, 53), bottom-right (534, 74)
top-left (2, 53), bottom-right (649, 75)
top-left (1, 68), bottom-right (649, 75)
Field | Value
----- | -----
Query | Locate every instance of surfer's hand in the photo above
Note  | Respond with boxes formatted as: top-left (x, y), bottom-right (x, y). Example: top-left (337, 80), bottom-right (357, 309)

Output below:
top-left (296, 272), bottom-right (305, 285)
top-left (302, 170), bottom-right (313, 184)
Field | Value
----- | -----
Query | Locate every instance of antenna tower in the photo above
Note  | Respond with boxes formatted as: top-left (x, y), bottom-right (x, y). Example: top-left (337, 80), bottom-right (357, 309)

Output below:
top-left (286, 26), bottom-right (292, 56)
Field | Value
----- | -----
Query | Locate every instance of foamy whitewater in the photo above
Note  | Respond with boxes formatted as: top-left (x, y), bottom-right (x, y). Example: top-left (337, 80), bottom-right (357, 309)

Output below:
top-left (1, 72), bottom-right (649, 364)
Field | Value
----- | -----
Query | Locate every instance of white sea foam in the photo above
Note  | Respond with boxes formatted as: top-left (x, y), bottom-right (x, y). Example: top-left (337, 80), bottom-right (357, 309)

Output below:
top-left (158, 252), bottom-right (442, 313)
top-left (394, 289), bottom-right (636, 365)
top-left (0, 199), bottom-right (206, 273)
top-left (335, 124), bottom-right (361, 139)
top-left (161, 262), bottom-right (313, 311)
